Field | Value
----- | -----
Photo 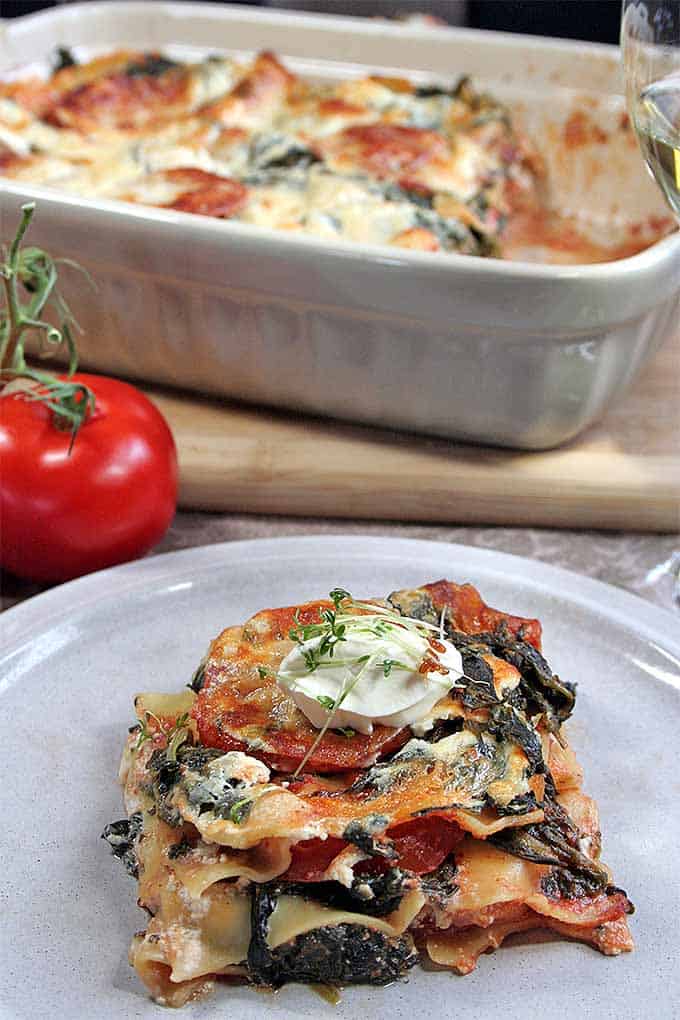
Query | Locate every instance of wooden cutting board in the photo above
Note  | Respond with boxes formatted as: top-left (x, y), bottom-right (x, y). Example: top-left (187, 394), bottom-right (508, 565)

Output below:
top-left (146, 330), bottom-right (680, 532)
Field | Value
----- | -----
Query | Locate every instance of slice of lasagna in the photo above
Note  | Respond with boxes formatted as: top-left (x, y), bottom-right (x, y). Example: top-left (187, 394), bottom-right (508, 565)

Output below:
top-left (104, 581), bottom-right (633, 1006)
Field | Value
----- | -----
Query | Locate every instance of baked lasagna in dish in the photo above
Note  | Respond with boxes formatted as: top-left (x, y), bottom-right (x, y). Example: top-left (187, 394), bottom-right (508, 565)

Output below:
top-left (1, 47), bottom-right (541, 257)
top-left (104, 581), bottom-right (633, 1006)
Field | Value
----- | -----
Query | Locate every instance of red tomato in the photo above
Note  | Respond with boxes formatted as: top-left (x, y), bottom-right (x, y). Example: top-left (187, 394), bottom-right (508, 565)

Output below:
top-left (283, 837), bottom-right (349, 882)
top-left (0, 373), bottom-right (177, 582)
top-left (282, 817), bottom-right (464, 883)
top-left (422, 579), bottom-right (542, 650)
top-left (387, 817), bottom-right (464, 874)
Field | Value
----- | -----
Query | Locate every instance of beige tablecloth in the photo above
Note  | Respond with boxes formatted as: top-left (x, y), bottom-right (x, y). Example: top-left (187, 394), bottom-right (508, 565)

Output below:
top-left (3, 513), bottom-right (677, 613)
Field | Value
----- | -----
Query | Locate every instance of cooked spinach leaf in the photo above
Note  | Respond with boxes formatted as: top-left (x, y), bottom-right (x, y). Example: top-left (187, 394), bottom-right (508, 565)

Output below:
top-left (249, 133), bottom-right (321, 171)
top-left (414, 84), bottom-right (450, 99)
top-left (414, 207), bottom-right (473, 252)
top-left (486, 702), bottom-right (545, 775)
top-left (489, 796), bottom-right (609, 894)
top-left (184, 766), bottom-right (252, 823)
top-left (53, 47), bottom-right (77, 72)
top-left (146, 743), bottom-right (222, 827)
top-left (381, 181), bottom-right (434, 209)
top-left (387, 588), bottom-right (436, 622)
top-left (188, 659), bottom-right (206, 693)
top-left (419, 857), bottom-right (459, 905)
top-left (248, 884), bottom-right (417, 987)
top-left (448, 624), bottom-right (576, 732)
top-left (486, 790), bottom-right (540, 816)
top-left (125, 54), bottom-right (179, 78)
top-left (490, 625), bottom-right (576, 727)
top-left (349, 731), bottom-right (516, 812)
top-left (347, 747), bottom-right (425, 797)
top-left (342, 815), bottom-right (395, 858)
top-left (341, 868), bottom-right (408, 915)
top-left (413, 75), bottom-right (470, 100)
top-left (101, 811), bottom-right (143, 878)
top-left (423, 716), bottom-right (464, 743)
top-left (261, 145), bottom-right (320, 170)
top-left (281, 868), bottom-right (409, 918)
top-left (167, 835), bottom-right (193, 859)
top-left (458, 651), bottom-right (499, 710)
top-left (541, 869), bottom-right (629, 903)
top-left (447, 735), bottom-right (508, 803)
top-left (387, 590), bottom-right (574, 729)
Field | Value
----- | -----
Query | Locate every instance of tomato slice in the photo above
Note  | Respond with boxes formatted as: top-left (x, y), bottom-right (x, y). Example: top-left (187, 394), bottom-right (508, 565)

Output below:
top-left (387, 817), bottom-right (464, 874)
top-left (421, 580), bottom-right (543, 650)
top-left (193, 683), bottom-right (410, 773)
top-left (164, 170), bottom-right (248, 219)
top-left (281, 817), bottom-right (464, 883)
top-left (192, 599), bottom-right (411, 773)
top-left (192, 586), bottom-right (541, 775)
top-left (283, 837), bottom-right (349, 882)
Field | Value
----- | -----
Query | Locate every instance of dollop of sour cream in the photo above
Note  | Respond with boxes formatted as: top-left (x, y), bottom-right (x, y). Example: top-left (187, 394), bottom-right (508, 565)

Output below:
top-left (277, 615), bottom-right (463, 735)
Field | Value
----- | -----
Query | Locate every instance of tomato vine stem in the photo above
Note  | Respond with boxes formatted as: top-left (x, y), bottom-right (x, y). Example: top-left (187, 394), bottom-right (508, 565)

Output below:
top-left (0, 202), bottom-right (95, 448)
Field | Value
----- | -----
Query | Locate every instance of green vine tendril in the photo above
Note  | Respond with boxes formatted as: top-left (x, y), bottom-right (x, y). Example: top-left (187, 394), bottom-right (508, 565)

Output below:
top-left (0, 202), bottom-right (96, 451)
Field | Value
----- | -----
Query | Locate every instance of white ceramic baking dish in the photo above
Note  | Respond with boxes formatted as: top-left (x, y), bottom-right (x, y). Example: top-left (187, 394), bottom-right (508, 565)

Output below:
top-left (1, 2), bottom-right (679, 449)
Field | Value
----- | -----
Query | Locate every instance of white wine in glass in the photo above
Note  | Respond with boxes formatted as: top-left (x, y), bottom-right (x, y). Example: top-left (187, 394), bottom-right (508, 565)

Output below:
top-left (622, 0), bottom-right (680, 219)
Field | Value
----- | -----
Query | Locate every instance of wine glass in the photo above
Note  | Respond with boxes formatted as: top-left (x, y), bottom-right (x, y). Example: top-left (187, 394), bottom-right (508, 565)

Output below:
top-left (621, 0), bottom-right (680, 220)
top-left (622, 2), bottom-right (680, 617)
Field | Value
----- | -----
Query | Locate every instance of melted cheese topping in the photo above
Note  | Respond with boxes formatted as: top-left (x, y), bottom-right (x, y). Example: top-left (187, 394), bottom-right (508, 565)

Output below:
top-left (1, 48), bottom-right (538, 257)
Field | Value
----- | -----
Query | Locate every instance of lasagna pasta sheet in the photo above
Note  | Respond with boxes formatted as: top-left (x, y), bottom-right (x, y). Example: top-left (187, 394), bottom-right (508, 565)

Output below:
top-left (104, 580), bottom-right (633, 1003)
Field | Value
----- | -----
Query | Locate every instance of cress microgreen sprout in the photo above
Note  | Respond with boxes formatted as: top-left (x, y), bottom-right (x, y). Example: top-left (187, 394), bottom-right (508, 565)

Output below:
top-left (0, 203), bottom-right (96, 450)
top-left (134, 710), bottom-right (191, 758)
top-left (166, 713), bottom-right (191, 762)
top-left (382, 658), bottom-right (409, 677)
top-left (134, 711), bottom-right (162, 751)
top-left (228, 797), bottom-right (252, 825)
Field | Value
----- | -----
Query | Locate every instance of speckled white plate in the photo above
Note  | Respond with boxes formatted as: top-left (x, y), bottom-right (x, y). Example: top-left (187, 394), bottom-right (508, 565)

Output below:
top-left (2, 536), bottom-right (679, 1020)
